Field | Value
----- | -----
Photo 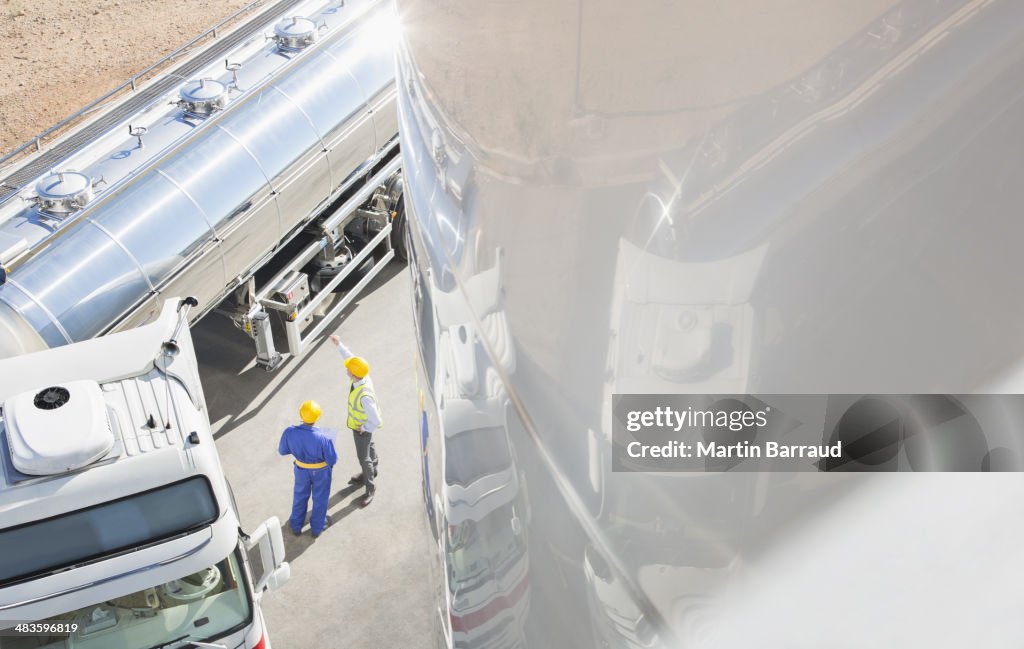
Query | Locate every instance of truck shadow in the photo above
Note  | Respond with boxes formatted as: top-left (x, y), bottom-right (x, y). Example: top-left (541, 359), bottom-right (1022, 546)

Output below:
top-left (195, 259), bottom-right (406, 440)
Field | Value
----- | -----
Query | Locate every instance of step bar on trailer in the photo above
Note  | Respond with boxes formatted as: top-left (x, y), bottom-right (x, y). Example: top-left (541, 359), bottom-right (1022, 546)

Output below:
top-left (242, 153), bottom-right (403, 370)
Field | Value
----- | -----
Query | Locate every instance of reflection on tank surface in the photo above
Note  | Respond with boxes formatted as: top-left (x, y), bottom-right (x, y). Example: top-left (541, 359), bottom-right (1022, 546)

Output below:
top-left (410, 229), bottom-right (530, 648)
top-left (400, 0), bottom-right (1024, 646)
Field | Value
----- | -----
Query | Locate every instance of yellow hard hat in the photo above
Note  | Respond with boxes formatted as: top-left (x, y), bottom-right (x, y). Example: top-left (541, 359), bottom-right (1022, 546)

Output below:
top-left (299, 400), bottom-right (322, 424)
top-left (345, 356), bottom-right (369, 378)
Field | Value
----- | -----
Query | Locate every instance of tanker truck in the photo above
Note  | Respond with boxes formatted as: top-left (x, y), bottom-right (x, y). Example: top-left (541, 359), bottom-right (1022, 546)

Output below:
top-left (0, 298), bottom-right (289, 649)
top-left (0, 0), bottom-right (405, 370)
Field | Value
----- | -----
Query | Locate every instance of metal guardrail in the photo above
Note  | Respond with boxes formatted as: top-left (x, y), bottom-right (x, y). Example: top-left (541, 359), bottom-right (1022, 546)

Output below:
top-left (0, 0), bottom-right (272, 169)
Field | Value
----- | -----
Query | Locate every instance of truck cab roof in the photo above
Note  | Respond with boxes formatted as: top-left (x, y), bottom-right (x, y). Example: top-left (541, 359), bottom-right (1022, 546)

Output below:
top-left (0, 300), bottom-right (239, 622)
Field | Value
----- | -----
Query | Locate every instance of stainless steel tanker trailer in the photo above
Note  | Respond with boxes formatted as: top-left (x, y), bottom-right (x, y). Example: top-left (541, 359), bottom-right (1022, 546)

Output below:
top-left (0, 0), bottom-right (404, 370)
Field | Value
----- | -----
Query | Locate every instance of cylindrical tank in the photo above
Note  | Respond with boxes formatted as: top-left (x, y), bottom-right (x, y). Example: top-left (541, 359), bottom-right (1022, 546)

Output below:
top-left (0, 0), bottom-right (398, 358)
top-left (399, 0), bottom-right (1024, 647)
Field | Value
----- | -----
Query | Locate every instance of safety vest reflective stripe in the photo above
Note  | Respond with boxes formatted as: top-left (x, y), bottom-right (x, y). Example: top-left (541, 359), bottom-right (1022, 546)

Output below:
top-left (294, 459), bottom-right (328, 469)
top-left (347, 381), bottom-right (378, 430)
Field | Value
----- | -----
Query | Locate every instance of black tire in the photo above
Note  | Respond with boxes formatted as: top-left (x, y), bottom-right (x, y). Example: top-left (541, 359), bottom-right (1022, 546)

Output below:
top-left (390, 196), bottom-right (410, 262)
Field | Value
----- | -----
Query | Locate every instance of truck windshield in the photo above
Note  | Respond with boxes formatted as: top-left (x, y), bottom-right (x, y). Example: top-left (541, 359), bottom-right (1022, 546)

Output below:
top-left (0, 476), bottom-right (218, 587)
top-left (447, 499), bottom-right (525, 598)
top-left (1, 548), bottom-right (253, 649)
top-left (444, 425), bottom-right (513, 487)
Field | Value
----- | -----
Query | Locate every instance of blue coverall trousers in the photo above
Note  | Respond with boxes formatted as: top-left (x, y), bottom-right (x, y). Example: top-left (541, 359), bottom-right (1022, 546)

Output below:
top-left (290, 465), bottom-right (332, 535)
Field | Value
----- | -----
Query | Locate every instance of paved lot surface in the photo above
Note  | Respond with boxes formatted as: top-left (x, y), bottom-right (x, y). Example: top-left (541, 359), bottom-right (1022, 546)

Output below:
top-left (192, 261), bottom-right (435, 649)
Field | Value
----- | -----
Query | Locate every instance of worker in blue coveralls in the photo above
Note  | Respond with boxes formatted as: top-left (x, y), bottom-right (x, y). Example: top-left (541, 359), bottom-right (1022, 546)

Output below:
top-left (278, 400), bottom-right (338, 537)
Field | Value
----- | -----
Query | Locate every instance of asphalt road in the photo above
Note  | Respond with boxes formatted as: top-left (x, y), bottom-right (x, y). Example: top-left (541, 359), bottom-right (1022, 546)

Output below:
top-left (192, 260), bottom-right (435, 649)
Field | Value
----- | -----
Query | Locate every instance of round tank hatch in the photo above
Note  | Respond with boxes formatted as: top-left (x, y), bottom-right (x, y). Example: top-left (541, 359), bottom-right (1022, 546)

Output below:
top-left (179, 78), bottom-right (229, 117)
top-left (34, 171), bottom-right (93, 215)
top-left (273, 16), bottom-right (318, 50)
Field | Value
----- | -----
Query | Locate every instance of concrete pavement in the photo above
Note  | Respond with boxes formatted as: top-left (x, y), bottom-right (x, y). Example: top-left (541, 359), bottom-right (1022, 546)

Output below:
top-left (193, 260), bottom-right (435, 649)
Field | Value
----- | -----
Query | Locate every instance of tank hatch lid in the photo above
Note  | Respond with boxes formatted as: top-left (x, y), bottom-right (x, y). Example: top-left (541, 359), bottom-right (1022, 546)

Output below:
top-left (34, 171), bottom-right (94, 215)
top-left (179, 78), bottom-right (229, 116)
top-left (4, 380), bottom-right (114, 475)
top-left (273, 16), bottom-right (318, 50)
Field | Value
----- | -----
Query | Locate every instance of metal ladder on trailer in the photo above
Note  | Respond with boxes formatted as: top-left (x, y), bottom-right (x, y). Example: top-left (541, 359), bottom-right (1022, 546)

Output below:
top-left (240, 150), bottom-right (404, 370)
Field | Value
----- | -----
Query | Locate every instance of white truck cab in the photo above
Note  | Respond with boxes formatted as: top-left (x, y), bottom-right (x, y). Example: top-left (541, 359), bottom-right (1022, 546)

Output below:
top-left (0, 298), bottom-right (288, 649)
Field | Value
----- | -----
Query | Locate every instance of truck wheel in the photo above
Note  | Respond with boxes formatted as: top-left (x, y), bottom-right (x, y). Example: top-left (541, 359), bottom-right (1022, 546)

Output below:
top-left (391, 197), bottom-right (409, 262)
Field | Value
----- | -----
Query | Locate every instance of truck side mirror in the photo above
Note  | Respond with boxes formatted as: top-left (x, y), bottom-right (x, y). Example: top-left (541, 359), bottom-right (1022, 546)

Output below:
top-left (265, 562), bottom-right (291, 592)
top-left (244, 516), bottom-right (290, 596)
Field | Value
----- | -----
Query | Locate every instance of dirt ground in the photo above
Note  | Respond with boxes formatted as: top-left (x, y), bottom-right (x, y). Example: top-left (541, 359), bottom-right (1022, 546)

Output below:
top-left (0, 0), bottom-right (248, 155)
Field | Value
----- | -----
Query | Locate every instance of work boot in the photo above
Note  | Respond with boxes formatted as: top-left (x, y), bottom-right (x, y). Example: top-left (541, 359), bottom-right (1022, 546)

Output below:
top-left (312, 517), bottom-right (332, 539)
top-left (349, 469), bottom-right (378, 484)
top-left (290, 527), bottom-right (302, 537)
top-left (360, 490), bottom-right (375, 507)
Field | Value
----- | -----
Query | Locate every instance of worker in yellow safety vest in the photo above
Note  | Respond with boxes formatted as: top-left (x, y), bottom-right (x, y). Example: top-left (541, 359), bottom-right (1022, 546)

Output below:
top-left (329, 334), bottom-right (382, 507)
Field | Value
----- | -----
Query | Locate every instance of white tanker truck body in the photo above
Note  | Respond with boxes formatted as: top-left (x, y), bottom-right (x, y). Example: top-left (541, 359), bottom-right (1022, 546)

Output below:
top-left (0, 0), bottom-right (403, 368)
top-left (0, 298), bottom-right (289, 649)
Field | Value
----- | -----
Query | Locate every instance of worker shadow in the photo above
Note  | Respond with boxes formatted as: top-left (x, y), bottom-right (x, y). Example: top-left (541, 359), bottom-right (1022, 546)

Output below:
top-left (196, 259), bottom-right (406, 441)
top-left (325, 483), bottom-right (365, 524)
top-left (279, 482), bottom-right (367, 563)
